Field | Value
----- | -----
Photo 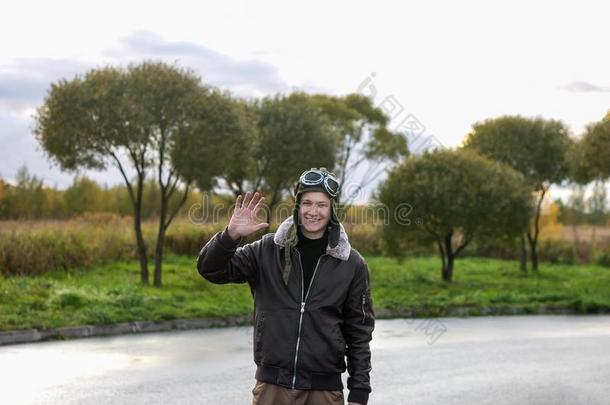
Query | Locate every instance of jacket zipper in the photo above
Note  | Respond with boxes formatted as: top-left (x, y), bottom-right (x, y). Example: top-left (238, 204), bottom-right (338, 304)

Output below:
top-left (291, 249), bottom-right (327, 389)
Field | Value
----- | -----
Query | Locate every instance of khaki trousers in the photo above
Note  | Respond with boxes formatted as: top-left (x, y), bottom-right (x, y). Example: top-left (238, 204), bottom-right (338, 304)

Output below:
top-left (251, 379), bottom-right (345, 405)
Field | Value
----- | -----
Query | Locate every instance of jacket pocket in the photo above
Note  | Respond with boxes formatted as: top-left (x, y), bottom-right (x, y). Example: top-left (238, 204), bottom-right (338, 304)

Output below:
top-left (330, 321), bottom-right (347, 369)
top-left (256, 309), bottom-right (300, 368)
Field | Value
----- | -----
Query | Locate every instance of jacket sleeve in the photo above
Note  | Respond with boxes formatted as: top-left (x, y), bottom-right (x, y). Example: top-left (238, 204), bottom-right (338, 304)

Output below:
top-left (196, 225), bottom-right (260, 286)
top-left (343, 258), bottom-right (375, 405)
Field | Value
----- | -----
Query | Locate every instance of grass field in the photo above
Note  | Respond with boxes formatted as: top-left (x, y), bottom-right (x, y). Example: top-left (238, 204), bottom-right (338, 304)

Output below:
top-left (1, 254), bottom-right (609, 331)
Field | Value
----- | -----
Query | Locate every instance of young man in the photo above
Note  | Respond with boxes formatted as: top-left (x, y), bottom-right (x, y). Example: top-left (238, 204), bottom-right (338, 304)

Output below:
top-left (197, 168), bottom-right (375, 405)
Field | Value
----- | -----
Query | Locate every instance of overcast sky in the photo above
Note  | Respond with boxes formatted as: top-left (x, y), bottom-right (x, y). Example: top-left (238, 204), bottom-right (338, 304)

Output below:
top-left (1, 0), bottom-right (608, 203)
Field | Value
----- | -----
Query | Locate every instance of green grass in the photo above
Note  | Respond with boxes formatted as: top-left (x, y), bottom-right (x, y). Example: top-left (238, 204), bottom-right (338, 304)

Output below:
top-left (0, 255), bottom-right (253, 331)
top-left (371, 256), bottom-right (610, 316)
top-left (1, 255), bottom-right (609, 331)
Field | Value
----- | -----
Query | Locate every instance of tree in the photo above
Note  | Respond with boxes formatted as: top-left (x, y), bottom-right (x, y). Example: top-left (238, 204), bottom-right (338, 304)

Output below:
top-left (577, 110), bottom-right (610, 256)
top-left (580, 110), bottom-right (610, 179)
top-left (64, 175), bottom-right (104, 216)
top-left (0, 177), bottom-right (7, 218)
top-left (35, 61), bottom-right (221, 286)
top-left (35, 65), bottom-right (153, 282)
top-left (212, 92), bottom-right (408, 223)
top-left (311, 94), bottom-right (409, 204)
top-left (254, 93), bottom-right (336, 226)
top-left (376, 149), bottom-right (533, 282)
top-left (125, 62), bottom-right (218, 287)
top-left (463, 115), bottom-right (572, 271)
top-left (1, 165), bottom-right (48, 219)
top-left (214, 98), bottom-right (260, 197)
top-left (172, 90), bottom-right (262, 227)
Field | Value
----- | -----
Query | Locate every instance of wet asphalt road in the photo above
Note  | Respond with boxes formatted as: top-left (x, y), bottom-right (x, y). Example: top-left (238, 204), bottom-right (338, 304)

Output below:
top-left (1, 315), bottom-right (609, 405)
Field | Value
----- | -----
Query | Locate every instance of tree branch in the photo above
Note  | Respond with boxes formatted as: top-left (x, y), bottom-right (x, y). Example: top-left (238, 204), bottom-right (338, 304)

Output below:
top-left (108, 149), bottom-right (136, 205)
top-left (164, 182), bottom-right (191, 230)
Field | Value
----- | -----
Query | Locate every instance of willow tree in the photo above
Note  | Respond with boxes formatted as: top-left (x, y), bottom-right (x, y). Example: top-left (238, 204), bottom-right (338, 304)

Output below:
top-left (377, 149), bottom-right (533, 282)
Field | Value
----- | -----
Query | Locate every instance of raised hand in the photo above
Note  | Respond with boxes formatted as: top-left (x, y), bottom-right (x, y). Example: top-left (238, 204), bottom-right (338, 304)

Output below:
top-left (226, 191), bottom-right (269, 241)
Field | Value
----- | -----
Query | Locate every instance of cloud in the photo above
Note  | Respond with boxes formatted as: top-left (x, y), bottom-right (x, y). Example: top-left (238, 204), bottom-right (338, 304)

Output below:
top-left (0, 31), bottom-right (295, 189)
top-left (0, 58), bottom-right (91, 113)
top-left (103, 31), bottom-right (290, 96)
top-left (560, 81), bottom-right (610, 93)
top-left (0, 31), bottom-right (290, 115)
top-left (0, 112), bottom-right (68, 186)
top-left (0, 111), bottom-right (140, 188)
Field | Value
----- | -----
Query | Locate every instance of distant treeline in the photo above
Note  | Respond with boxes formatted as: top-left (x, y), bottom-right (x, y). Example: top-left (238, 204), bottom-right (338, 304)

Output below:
top-left (0, 165), bottom-right (607, 227)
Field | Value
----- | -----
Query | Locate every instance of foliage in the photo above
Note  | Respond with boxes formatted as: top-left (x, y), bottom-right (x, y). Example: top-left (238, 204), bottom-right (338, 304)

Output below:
top-left (376, 148), bottom-right (533, 281)
top-left (463, 115), bottom-right (573, 271)
top-left (33, 61), bottom-right (240, 286)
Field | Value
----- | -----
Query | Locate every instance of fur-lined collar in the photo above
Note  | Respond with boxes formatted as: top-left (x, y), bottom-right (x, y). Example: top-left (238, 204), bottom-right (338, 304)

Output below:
top-left (273, 216), bottom-right (352, 261)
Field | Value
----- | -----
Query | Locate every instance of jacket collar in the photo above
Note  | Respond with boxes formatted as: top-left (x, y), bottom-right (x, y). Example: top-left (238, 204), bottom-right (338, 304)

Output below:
top-left (273, 215), bottom-right (352, 261)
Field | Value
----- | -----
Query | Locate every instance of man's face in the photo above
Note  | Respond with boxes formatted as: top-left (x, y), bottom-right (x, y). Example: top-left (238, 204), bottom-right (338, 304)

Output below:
top-left (298, 191), bottom-right (331, 235)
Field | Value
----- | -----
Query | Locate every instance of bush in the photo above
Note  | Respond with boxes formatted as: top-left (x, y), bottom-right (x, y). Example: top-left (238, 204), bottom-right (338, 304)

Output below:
top-left (0, 218), bottom-right (225, 276)
top-left (595, 251), bottom-right (610, 268)
top-left (342, 223), bottom-right (384, 256)
top-left (463, 237), bottom-right (579, 265)
top-left (165, 223), bottom-right (220, 255)
top-left (0, 219), bottom-right (140, 276)
top-left (537, 239), bottom-right (577, 265)
top-left (462, 236), bottom-right (520, 260)
top-left (53, 291), bottom-right (90, 309)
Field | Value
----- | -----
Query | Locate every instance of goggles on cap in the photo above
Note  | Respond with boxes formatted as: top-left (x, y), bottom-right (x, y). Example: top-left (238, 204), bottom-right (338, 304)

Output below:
top-left (298, 167), bottom-right (340, 198)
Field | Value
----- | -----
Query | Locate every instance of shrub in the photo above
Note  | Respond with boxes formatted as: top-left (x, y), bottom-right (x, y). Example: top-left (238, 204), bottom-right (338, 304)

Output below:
top-left (595, 251), bottom-right (610, 268)
top-left (165, 223), bottom-right (220, 255)
top-left (0, 220), bottom-right (138, 276)
top-left (463, 237), bottom-right (579, 265)
top-left (53, 290), bottom-right (90, 309)
top-left (343, 223), bottom-right (383, 256)
top-left (537, 239), bottom-right (577, 265)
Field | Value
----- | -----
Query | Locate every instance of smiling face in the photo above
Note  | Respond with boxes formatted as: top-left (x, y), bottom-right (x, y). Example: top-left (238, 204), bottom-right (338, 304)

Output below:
top-left (298, 191), bottom-right (331, 239)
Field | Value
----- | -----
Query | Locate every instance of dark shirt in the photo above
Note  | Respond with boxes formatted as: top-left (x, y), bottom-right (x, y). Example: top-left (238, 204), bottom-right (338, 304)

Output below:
top-left (295, 226), bottom-right (329, 296)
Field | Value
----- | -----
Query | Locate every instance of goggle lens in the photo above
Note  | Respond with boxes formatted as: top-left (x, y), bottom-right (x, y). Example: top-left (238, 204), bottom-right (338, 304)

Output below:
top-left (325, 178), bottom-right (339, 195)
top-left (303, 171), bottom-right (323, 183)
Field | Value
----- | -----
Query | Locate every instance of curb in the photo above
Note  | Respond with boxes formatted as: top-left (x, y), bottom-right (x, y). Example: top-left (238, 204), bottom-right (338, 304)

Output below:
top-left (1, 305), bottom-right (606, 346)
top-left (0, 315), bottom-right (253, 346)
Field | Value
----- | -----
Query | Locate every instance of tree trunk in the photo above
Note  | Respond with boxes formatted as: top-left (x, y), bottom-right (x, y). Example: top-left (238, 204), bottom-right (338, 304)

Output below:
top-left (154, 196), bottom-right (169, 287)
top-left (133, 174), bottom-right (149, 285)
top-left (442, 255), bottom-right (454, 282)
top-left (110, 152), bottom-right (149, 285)
top-left (527, 233), bottom-right (539, 272)
top-left (133, 204), bottom-right (149, 284)
top-left (441, 233), bottom-right (454, 282)
top-left (528, 187), bottom-right (547, 272)
top-left (519, 234), bottom-right (527, 272)
top-left (436, 239), bottom-right (446, 281)
top-left (153, 180), bottom-right (190, 288)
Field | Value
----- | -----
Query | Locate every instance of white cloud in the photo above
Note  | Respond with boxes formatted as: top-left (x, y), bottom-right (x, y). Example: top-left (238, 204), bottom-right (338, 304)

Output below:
top-left (561, 81), bottom-right (610, 93)
top-left (0, 32), bottom-right (292, 189)
top-left (103, 31), bottom-right (289, 96)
